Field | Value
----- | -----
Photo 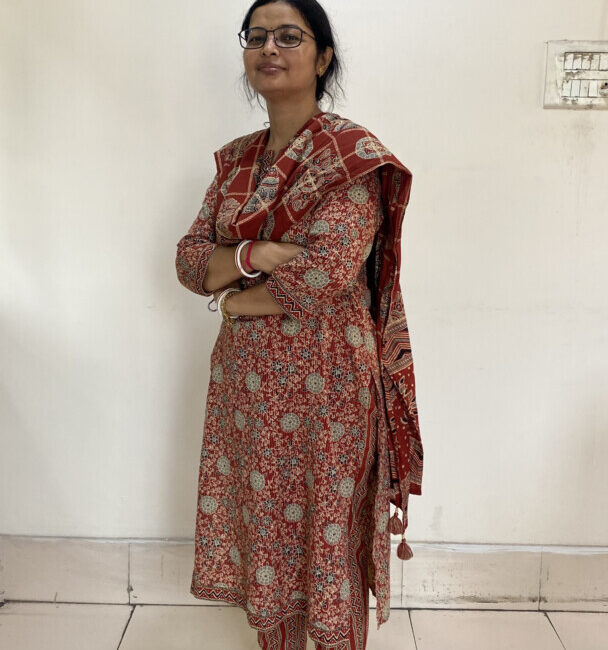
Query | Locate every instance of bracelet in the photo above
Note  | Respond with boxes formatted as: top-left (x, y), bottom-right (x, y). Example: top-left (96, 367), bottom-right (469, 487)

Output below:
top-left (235, 239), bottom-right (261, 278)
top-left (216, 287), bottom-right (241, 324)
top-left (220, 288), bottom-right (240, 323)
top-left (245, 241), bottom-right (255, 272)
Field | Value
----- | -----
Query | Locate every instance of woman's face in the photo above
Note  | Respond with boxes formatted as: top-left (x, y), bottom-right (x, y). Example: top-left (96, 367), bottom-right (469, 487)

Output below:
top-left (243, 2), bottom-right (331, 103)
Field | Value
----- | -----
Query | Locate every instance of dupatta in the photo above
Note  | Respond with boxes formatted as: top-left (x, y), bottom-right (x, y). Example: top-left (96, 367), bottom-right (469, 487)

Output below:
top-left (211, 111), bottom-right (423, 559)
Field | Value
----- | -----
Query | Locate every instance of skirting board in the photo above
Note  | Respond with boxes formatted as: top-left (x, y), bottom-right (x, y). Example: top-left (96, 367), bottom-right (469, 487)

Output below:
top-left (0, 536), bottom-right (606, 612)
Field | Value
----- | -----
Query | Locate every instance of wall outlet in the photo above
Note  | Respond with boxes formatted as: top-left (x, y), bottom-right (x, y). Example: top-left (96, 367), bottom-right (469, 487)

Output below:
top-left (544, 40), bottom-right (608, 109)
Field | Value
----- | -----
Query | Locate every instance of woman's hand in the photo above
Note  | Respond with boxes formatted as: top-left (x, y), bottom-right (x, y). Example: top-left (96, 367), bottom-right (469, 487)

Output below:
top-left (249, 241), bottom-right (306, 275)
top-left (211, 241), bottom-right (305, 307)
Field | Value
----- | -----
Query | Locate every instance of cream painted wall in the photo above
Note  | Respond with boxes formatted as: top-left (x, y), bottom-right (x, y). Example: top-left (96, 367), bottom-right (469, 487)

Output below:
top-left (1, 0), bottom-right (607, 543)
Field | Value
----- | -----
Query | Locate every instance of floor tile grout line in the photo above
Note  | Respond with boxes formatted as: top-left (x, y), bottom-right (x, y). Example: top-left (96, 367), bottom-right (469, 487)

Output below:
top-left (408, 609), bottom-right (419, 650)
top-left (543, 611), bottom-right (568, 650)
top-left (116, 604), bottom-right (136, 650)
top-left (2, 599), bottom-right (607, 614)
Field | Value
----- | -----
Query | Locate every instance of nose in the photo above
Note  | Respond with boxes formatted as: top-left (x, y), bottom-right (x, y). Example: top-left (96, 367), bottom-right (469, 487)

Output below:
top-left (261, 31), bottom-right (279, 53)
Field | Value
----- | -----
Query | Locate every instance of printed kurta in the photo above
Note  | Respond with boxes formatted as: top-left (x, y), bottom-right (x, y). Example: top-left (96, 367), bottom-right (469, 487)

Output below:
top-left (176, 152), bottom-right (397, 643)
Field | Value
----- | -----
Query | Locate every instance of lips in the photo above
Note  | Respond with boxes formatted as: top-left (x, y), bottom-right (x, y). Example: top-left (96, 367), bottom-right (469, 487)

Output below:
top-left (258, 65), bottom-right (283, 71)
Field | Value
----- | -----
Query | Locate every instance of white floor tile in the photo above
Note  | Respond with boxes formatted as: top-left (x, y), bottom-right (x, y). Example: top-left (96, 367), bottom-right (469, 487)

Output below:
top-left (0, 602), bottom-right (130, 650)
top-left (548, 612), bottom-right (608, 650)
top-left (120, 604), bottom-right (413, 650)
top-left (367, 609), bottom-right (415, 649)
top-left (411, 609), bottom-right (564, 650)
top-left (120, 604), bottom-right (260, 650)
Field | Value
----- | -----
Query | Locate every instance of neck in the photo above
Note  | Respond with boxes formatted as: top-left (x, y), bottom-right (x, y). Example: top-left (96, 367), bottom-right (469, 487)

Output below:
top-left (265, 99), bottom-right (323, 150)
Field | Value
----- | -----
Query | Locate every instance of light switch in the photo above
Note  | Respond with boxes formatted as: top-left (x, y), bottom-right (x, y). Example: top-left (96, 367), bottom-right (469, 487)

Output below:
top-left (544, 40), bottom-right (608, 109)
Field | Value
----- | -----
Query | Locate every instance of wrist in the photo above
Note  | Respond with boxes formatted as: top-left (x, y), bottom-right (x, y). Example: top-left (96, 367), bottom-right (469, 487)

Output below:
top-left (247, 240), bottom-right (263, 272)
top-left (244, 241), bottom-right (256, 272)
top-left (224, 288), bottom-right (240, 316)
top-left (238, 243), bottom-right (253, 273)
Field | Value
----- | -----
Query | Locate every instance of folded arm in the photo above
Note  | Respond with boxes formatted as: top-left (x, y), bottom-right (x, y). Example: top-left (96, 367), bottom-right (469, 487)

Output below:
top-left (175, 172), bottom-right (223, 297)
top-left (175, 170), bottom-right (382, 320)
top-left (175, 172), bottom-right (305, 311)
top-left (262, 170), bottom-right (382, 320)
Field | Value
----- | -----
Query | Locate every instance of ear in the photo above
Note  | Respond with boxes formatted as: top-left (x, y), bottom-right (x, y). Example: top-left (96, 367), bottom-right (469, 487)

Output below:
top-left (322, 46), bottom-right (334, 69)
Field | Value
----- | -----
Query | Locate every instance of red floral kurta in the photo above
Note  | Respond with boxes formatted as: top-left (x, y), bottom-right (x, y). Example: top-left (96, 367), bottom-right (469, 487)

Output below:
top-left (176, 148), bottom-right (396, 642)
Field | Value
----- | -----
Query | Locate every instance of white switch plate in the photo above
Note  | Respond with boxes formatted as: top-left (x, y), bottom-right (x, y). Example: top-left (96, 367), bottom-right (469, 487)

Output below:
top-left (544, 40), bottom-right (608, 109)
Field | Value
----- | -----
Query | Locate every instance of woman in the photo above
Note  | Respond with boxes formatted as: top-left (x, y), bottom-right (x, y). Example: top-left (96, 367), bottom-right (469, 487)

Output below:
top-left (175, 1), bottom-right (423, 648)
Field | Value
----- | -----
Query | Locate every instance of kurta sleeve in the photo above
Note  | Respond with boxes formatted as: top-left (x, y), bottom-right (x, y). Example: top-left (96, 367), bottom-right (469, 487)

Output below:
top-left (265, 170), bottom-right (382, 320)
top-left (175, 172), bottom-right (220, 297)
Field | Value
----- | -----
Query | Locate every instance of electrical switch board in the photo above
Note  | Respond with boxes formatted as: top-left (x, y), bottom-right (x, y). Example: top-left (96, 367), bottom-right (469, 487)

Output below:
top-left (544, 40), bottom-right (608, 109)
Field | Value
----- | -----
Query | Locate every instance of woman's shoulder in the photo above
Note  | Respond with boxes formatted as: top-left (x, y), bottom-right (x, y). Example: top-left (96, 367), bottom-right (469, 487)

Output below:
top-left (324, 112), bottom-right (381, 142)
top-left (213, 128), bottom-right (265, 167)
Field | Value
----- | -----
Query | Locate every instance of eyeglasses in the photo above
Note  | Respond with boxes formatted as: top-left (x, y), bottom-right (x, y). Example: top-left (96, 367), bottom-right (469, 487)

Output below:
top-left (238, 25), bottom-right (316, 49)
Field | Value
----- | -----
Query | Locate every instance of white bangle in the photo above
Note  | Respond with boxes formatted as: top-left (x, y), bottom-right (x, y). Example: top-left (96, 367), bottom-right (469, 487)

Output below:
top-left (235, 239), bottom-right (261, 278)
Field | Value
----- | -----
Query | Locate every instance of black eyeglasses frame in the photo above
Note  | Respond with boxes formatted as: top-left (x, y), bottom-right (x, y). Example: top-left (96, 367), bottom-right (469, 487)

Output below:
top-left (237, 25), bottom-right (317, 49)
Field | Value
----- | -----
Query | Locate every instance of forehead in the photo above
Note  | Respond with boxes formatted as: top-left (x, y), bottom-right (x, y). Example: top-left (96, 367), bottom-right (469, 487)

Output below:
top-left (249, 2), bottom-right (309, 30)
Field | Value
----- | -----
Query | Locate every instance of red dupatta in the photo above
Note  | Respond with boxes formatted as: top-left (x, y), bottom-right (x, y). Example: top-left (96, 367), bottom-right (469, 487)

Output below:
top-left (211, 111), bottom-right (423, 558)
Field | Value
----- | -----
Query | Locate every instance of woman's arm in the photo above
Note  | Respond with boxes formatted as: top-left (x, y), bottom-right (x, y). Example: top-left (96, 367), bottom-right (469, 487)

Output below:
top-left (204, 240), bottom-right (305, 293)
top-left (217, 280), bottom-right (287, 316)
top-left (222, 172), bottom-right (381, 320)
top-left (201, 244), bottom-right (246, 293)
top-left (175, 173), bottom-right (222, 297)
top-left (213, 241), bottom-right (306, 315)
top-left (260, 171), bottom-right (383, 321)
top-left (175, 171), bottom-right (303, 297)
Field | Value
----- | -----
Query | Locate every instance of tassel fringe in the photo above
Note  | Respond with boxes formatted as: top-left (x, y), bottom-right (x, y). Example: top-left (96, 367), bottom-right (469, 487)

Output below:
top-left (397, 537), bottom-right (413, 560)
top-left (390, 506), bottom-right (413, 561)
top-left (388, 511), bottom-right (404, 534)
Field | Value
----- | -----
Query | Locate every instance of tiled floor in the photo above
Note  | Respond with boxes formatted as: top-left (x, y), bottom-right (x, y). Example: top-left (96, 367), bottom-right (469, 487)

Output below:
top-left (1, 602), bottom-right (606, 649)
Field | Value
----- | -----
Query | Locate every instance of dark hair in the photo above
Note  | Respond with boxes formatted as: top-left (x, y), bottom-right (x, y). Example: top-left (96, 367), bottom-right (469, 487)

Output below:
top-left (239, 0), bottom-right (345, 112)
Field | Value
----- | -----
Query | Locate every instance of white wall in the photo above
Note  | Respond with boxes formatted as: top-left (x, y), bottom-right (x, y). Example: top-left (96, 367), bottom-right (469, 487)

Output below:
top-left (1, 0), bottom-right (607, 543)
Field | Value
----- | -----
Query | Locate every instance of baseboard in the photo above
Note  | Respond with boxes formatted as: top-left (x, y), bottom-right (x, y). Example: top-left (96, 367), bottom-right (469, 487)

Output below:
top-left (1, 536), bottom-right (606, 612)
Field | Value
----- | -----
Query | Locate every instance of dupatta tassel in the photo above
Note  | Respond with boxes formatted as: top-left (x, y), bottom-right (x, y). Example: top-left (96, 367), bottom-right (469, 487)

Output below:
top-left (396, 535), bottom-right (413, 560)
top-left (391, 506), bottom-right (413, 560)
top-left (388, 510), bottom-right (405, 535)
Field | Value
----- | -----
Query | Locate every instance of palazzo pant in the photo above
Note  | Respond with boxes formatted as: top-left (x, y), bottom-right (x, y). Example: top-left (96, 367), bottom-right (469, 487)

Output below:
top-left (256, 556), bottom-right (370, 650)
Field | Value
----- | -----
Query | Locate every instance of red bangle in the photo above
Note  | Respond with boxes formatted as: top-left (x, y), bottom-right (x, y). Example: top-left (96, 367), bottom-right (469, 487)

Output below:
top-left (245, 241), bottom-right (255, 272)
